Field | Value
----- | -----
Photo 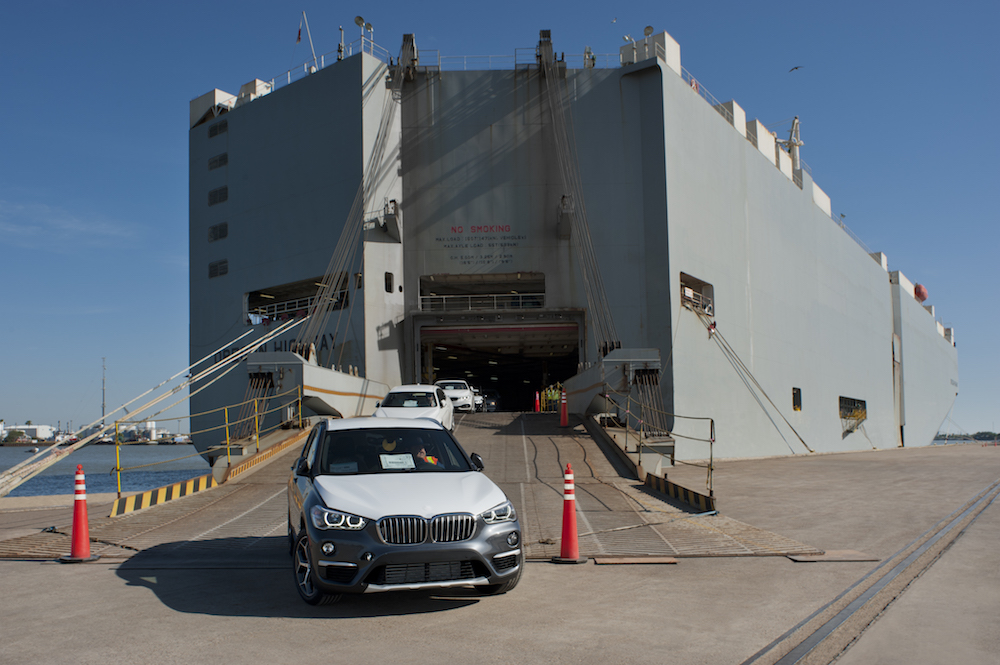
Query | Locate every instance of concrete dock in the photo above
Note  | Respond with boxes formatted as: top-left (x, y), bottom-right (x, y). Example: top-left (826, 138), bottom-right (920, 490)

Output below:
top-left (1, 412), bottom-right (997, 664)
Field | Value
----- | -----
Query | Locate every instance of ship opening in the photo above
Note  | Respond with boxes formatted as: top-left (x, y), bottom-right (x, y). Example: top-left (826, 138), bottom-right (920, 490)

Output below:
top-left (415, 273), bottom-right (582, 411)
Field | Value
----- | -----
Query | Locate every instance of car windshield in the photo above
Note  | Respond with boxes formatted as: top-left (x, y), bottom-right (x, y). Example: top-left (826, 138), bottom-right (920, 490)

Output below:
top-left (437, 382), bottom-right (468, 391)
top-left (315, 427), bottom-right (472, 475)
top-left (381, 391), bottom-right (438, 408)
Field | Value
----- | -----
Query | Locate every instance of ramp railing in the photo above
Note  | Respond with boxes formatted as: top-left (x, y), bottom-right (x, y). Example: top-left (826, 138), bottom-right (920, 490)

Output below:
top-left (602, 386), bottom-right (715, 497)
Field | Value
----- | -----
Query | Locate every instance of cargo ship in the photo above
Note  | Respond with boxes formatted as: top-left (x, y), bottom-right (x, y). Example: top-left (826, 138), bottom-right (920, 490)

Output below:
top-left (187, 26), bottom-right (957, 462)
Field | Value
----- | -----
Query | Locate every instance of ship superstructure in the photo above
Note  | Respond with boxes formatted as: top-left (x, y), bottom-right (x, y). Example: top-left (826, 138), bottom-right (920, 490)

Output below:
top-left (188, 28), bottom-right (957, 461)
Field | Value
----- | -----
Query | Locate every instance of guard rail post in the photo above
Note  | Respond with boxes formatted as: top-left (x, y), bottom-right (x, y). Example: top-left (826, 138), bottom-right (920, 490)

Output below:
top-left (637, 398), bottom-right (643, 468)
top-left (254, 399), bottom-right (260, 453)
top-left (224, 407), bottom-right (232, 466)
top-left (623, 394), bottom-right (630, 453)
top-left (708, 418), bottom-right (715, 496)
top-left (115, 421), bottom-right (122, 498)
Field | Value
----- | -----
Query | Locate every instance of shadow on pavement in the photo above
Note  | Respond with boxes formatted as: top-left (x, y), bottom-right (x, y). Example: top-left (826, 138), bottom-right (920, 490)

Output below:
top-left (115, 536), bottom-right (490, 618)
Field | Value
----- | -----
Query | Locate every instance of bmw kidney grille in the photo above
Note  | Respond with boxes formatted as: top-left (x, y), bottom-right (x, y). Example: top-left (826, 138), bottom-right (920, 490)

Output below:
top-left (378, 514), bottom-right (475, 544)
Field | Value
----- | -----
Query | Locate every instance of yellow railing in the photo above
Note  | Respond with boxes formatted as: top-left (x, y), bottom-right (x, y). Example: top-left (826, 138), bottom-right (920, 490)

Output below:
top-left (111, 386), bottom-right (304, 498)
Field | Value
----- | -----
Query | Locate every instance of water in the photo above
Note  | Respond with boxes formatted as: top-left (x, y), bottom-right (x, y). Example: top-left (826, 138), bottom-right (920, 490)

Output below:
top-left (0, 445), bottom-right (211, 497)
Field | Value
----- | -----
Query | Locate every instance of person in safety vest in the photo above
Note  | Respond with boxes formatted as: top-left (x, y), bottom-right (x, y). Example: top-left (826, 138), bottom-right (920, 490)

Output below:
top-left (408, 438), bottom-right (440, 469)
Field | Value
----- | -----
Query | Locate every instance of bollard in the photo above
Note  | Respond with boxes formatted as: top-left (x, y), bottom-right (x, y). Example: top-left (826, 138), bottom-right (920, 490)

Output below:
top-left (560, 389), bottom-right (569, 427)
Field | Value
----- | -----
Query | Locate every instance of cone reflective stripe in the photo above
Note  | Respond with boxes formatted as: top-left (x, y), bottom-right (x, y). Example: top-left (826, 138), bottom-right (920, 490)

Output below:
top-left (551, 463), bottom-right (587, 564)
top-left (60, 464), bottom-right (99, 563)
top-left (560, 389), bottom-right (568, 427)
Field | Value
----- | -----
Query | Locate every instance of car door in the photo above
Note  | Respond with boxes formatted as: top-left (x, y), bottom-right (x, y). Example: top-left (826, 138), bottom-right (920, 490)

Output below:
top-left (437, 388), bottom-right (454, 431)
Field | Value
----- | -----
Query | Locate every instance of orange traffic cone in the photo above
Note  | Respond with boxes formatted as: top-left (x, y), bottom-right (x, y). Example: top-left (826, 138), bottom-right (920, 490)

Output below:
top-left (560, 389), bottom-right (569, 427)
top-left (551, 463), bottom-right (588, 564)
top-left (534, 391), bottom-right (540, 412)
top-left (60, 464), bottom-right (99, 563)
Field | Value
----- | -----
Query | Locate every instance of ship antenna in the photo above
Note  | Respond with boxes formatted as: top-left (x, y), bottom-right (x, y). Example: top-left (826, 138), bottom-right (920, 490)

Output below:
top-left (301, 11), bottom-right (318, 72)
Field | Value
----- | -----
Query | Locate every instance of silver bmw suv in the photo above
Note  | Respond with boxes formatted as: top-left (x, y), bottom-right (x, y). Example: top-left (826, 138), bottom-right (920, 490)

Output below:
top-left (287, 417), bottom-right (523, 604)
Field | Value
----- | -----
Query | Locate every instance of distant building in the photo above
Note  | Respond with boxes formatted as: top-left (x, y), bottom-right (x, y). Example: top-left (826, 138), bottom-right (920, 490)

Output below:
top-left (13, 425), bottom-right (55, 441)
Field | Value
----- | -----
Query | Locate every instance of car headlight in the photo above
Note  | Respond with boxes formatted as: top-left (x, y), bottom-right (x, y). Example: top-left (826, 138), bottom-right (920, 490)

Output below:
top-left (481, 500), bottom-right (517, 524)
top-left (310, 505), bottom-right (367, 530)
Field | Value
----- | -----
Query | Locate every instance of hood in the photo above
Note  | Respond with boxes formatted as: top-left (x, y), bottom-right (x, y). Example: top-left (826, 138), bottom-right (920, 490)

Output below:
top-left (373, 406), bottom-right (443, 423)
top-left (313, 472), bottom-right (508, 520)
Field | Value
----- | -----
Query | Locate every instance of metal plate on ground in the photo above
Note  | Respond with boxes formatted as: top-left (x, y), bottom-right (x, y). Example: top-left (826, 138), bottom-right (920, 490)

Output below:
top-left (787, 549), bottom-right (880, 562)
top-left (594, 556), bottom-right (678, 565)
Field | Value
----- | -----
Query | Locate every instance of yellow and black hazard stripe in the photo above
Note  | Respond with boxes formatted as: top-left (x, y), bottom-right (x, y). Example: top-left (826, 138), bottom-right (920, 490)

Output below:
top-left (223, 429), bottom-right (309, 482)
top-left (645, 474), bottom-right (716, 512)
top-left (109, 474), bottom-right (218, 517)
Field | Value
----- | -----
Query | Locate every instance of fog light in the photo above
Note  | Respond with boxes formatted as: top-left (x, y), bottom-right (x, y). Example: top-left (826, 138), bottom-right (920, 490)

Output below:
top-left (321, 542), bottom-right (336, 555)
top-left (506, 531), bottom-right (519, 547)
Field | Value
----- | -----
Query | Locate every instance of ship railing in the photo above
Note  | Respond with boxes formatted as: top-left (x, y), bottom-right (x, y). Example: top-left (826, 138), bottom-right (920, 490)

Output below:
top-left (205, 36), bottom-right (392, 113)
top-left (248, 291), bottom-right (348, 323)
top-left (419, 292), bottom-right (545, 312)
top-left (830, 213), bottom-right (874, 256)
top-left (416, 49), bottom-right (621, 72)
top-left (602, 386), bottom-right (715, 497)
top-left (680, 288), bottom-right (714, 317)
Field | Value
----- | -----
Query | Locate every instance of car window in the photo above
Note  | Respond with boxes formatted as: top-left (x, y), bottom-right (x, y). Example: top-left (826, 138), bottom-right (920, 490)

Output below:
top-left (316, 428), bottom-right (472, 475)
top-left (437, 382), bottom-right (468, 391)
top-left (301, 426), bottom-right (322, 470)
top-left (436, 389), bottom-right (447, 405)
top-left (382, 391), bottom-right (436, 408)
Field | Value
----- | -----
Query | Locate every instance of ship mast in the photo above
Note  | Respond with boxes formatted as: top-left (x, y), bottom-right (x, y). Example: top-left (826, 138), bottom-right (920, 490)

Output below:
top-left (775, 116), bottom-right (804, 171)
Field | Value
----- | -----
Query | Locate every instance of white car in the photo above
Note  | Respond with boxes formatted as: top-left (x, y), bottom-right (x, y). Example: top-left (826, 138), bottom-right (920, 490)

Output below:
top-left (435, 379), bottom-right (475, 412)
top-left (373, 384), bottom-right (454, 431)
top-left (287, 417), bottom-right (523, 604)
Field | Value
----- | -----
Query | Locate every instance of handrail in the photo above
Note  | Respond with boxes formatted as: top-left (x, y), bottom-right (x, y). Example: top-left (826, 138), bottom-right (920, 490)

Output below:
top-left (419, 292), bottom-right (545, 312)
top-left (415, 49), bottom-right (620, 72)
top-left (831, 213), bottom-right (874, 256)
top-left (603, 385), bottom-right (715, 495)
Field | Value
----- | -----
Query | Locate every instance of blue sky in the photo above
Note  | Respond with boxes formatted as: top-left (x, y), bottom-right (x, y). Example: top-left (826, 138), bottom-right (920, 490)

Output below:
top-left (1, 1), bottom-right (997, 434)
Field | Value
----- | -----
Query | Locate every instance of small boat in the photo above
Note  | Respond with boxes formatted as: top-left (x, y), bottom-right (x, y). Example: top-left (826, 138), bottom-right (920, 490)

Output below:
top-left (25, 447), bottom-right (39, 453)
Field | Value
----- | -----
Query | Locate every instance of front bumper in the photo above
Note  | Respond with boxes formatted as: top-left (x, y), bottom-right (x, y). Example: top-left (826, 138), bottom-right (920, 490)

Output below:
top-left (449, 396), bottom-right (474, 411)
top-left (303, 519), bottom-right (522, 595)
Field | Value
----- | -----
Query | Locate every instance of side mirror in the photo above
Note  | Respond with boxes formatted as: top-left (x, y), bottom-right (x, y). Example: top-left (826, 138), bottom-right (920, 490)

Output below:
top-left (470, 453), bottom-right (484, 471)
top-left (295, 458), bottom-right (310, 476)
top-left (374, 401), bottom-right (381, 409)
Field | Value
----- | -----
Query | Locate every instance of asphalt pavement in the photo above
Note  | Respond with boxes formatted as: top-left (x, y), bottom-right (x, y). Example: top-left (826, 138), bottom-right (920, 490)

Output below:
top-left (0, 414), bottom-right (996, 664)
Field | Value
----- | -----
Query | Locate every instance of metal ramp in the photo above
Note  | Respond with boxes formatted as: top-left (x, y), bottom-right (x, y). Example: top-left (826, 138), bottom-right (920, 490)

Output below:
top-left (0, 413), bottom-right (819, 562)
